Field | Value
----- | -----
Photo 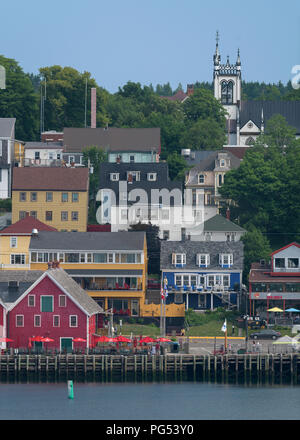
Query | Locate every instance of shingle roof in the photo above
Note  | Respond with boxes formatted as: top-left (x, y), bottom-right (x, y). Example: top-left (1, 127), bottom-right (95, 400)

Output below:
top-left (63, 127), bottom-right (161, 153)
top-left (0, 215), bottom-right (57, 235)
top-left (0, 270), bottom-right (44, 303)
top-left (47, 268), bottom-right (103, 315)
top-left (203, 214), bottom-right (246, 233)
top-left (29, 231), bottom-right (146, 251)
top-left (160, 241), bottom-right (244, 271)
top-left (223, 147), bottom-right (250, 160)
top-left (0, 118), bottom-right (15, 138)
top-left (12, 167), bottom-right (89, 191)
top-left (24, 142), bottom-right (63, 149)
top-left (240, 100), bottom-right (300, 133)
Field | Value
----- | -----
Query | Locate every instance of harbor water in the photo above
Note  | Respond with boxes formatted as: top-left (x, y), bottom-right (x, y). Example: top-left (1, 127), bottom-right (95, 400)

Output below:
top-left (1, 380), bottom-right (300, 420)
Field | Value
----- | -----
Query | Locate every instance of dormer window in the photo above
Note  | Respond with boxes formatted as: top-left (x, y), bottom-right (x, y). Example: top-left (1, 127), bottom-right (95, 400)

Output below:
top-left (220, 159), bottom-right (226, 167)
top-left (198, 174), bottom-right (205, 184)
top-left (172, 253), bottom-right (186, 267)
top-left (110, 173), bottom-right (119, 181)
top-left (147, 173), bottom-right (157, 181)
top-left (127, 171), bottom-right (140, 182)
top-left (197, 254), bottom-right (210, 267)
top-left (219, 253), bottom-right (233, 267)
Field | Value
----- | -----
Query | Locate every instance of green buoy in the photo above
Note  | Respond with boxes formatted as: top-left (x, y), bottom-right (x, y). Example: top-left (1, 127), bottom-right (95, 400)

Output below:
top-left (68, 380), bottom-right (74, 399)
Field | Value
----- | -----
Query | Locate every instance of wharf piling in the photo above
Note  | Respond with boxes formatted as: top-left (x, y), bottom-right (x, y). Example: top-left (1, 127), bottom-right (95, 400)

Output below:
top-left (1, 353), bottom-right (300, 383)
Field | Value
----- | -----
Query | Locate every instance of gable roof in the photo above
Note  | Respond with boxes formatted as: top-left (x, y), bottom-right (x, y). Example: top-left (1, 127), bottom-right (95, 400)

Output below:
top-left (29, 230), bottom-right (146, 251)
top-left (0, 215), bottom-right (57, 235)
top-left (271, 242), bottom-right (300, 256)
top-left (24, 142), bottom-right (63, 150)
top-left (223, 146), bottom-right (250, 160)
top-left (63, 127), bottom-right (161, 154)
top-left (239, 101), bottom-right (300, 133)
top-left (161, 90), bottom-right (188, 102)
top-left (0, 270), bottom-right (44, 304)
top-left (0, 118), bottom-right (16, 138)
top-left (12, 167), bottom-right (89, 191)
top-left (8, 268), bottom-right (103, 315)
top-left (203, 214), bottom-right (246, 233)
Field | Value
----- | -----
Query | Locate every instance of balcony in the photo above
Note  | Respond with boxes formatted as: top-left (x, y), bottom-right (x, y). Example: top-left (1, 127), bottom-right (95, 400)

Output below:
top-left (24, 158), bottom-right (63, 167)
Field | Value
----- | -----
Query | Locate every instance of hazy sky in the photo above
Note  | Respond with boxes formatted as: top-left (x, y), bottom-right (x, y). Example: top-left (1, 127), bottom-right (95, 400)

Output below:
top-left (1, 0), bottom-right (300, 93)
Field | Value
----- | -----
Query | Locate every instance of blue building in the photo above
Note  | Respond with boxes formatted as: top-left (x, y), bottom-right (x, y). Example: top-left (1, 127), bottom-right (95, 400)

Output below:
top-left (160, 241), bottom-right (244, 311)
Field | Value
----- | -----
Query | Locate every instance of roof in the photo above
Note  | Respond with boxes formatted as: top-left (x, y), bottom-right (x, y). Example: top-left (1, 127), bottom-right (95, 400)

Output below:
top-left (203, 214), bottom-right (246, 233)
top-left (0, 270), bottom-right (43, 304)
top-left (223, 146), bottom-right (250, 160)
top-left (160, 241), bottom-right (244, 271)
top-left (24, 142), bottom-right (63, 150)
top-left (66, 269), bottom-right (143, 276)
top-left (46, 268), bottom-right (103, 315)
top-left (12, 167), bottom-right (89, 191)
top-left (161, 90), bottom-right (188, 102)
top-left (239, 100), bottom-right (300, 133)
top-left (249, 264), bottom-right (300, 284)
top-left (271, 242), bottom-right (300, 256)
top-left (63, 127), bottom-right (161, 153)
top-left (0, 118), bottom-right (15, 138)
top-left (29, 231), bottom-right (146, 251)
top-left (0, 215), bottom-right (57, 235)
top-left (181, 150), bottom-right (216, 166)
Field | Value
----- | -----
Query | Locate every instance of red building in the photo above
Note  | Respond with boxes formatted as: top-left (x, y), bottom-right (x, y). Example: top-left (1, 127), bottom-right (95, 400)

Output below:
top-left (249, 242), bottom-right (300, 320)
top-left (7, 265), bottom-right (103, 352)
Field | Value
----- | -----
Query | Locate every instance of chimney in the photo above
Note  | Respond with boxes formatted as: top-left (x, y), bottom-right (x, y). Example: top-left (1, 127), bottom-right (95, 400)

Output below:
top-left (91, 87), bottom-right (96, 128)
top-left (226, 208), bottom-right (230, 220)
top-left (186, 84), bottom-right (194, 96)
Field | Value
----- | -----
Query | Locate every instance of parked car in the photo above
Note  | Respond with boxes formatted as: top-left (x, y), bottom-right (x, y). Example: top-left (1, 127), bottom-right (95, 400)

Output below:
top-left (249, 329), bottom-right (281, 340)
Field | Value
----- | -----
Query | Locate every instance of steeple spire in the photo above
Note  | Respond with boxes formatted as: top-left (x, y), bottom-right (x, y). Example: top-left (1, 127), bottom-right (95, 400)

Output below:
top-left (214, 30), bottom-right (221, 65)
top-left (236, 48), bottom-right (241, 66)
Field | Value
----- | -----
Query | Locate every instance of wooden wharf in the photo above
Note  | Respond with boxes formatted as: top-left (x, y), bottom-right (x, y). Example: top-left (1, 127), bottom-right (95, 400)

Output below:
top-left (1, 353), bottom-right (300, 383)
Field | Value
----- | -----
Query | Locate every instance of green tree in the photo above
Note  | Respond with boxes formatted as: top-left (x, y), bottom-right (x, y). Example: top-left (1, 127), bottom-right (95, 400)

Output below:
top-left (180, 117), bottom-right (226, 150)
top-left (182, 88), bottom-right (227, 125)
top-left (0, 55), bottom-right (39, 140)
top-left (166, 151), bottom-right (190, 182)
top-left (241, 226), bottom-right (272, 284)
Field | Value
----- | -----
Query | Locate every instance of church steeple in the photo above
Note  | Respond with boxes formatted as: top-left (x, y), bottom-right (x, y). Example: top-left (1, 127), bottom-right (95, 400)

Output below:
top-left (214, 30), bottom-right (221, 66)
top-left (236, 48), bottom-right (241, 67)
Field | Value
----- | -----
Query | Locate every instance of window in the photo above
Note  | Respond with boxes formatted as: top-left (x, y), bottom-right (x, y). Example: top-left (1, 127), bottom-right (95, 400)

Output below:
top-left (93, 253), bottom-right (108, 263)
top-left (223, 275), bottom-right (230, 287)
top-left (59, 295), bottom-right (66, 307)
top-left (163, 230), bottom-right (169, 240)
top-left (72, 192), bottom-right (79, 202)
top-left (221, 80), bottom-right (233, 104)
top-left (16, 315), bottom-right (24, 327)
top-left (11, 254), bottom-right (25, 265)
top-left (80, 253), bottom-right (86, 263)
top-left (147, 173), bottom-right (157, 181)
top-left (69, 156), bottom-right (75, 164)
top-left (197, 254), bottom-right (210, 267)
top-left (30, 211), bottom-right (37, 219)
top-left (10, 237), bottom-right (17, 248)
top-left (19, 211), bottom-right (26, 220)
top-left (172, 253), bottom-right (186, 266)
top-left (28, 295), bottom-right (35, 307)
top-left (19, 192), bottom-right (26, 202)
top-left (130, 155), bottom-right (135, 163)
top-left (41, 296), bottom-right (53, 312)
top-left (198, 174), bottom-right (205, 184)
top-left (49, 152), bottom-right (54, 160)
top-left (127, 171), bottom-right (140, 182)
top-left (108, 253), bottom-right (114, 263)
top-left (245, 137), bottom-right (255, 146)
top-left (275, 258), bottom-right (285, 268)
top-left (70, 315), bottom-right (78, 327)
top-left (220, 159), bottom-right (226, 167)
top-left (57, 154), bottom-right (61, 160)
top-left (35, 151), bottom-right (40, 160)
top-left (34, 315), bottom-right (41, 327)
top-left (30, 192), bottom-right (37, 202)
top-left (0, 140), bottom-right (2, 156)
top-left (62, 193), bottom-right (68, 202)
top-left (61, 211), bottom-right (68, 221)
top-left (219, 253), bottom-right (233, 267)
top-left (65, 253), bottom-right (80, 263)
top-left (110, 173), bottom-right (119, 181)
top-left (71, 211), bottom-right (78, 221)
top-left (174, 293), bottom-right (183, 304)
top-left (53, 315), bottom-right (60, 327)
top-left (46, 192), bottom-right (53, 202)
top-left (288, 258), bottom-right (299, 268)
top-left (46, 211), bottom-right (52, 221)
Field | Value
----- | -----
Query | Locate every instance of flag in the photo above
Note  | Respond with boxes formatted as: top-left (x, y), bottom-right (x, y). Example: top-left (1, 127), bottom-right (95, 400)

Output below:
top-left (221, 319), bottom-right (227, 333)
top-left (165, 289), bottom-right (168, 298)
top-left (161, 287), bottom-right (165, 300)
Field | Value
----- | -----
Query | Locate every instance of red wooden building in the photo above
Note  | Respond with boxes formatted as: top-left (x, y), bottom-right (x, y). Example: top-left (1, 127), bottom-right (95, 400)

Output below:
top-left (7, 265), bottom-right (104, 352)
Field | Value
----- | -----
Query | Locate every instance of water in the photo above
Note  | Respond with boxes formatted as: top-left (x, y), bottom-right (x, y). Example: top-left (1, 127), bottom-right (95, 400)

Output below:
top-left (1, 381), bottom-right (300, 420)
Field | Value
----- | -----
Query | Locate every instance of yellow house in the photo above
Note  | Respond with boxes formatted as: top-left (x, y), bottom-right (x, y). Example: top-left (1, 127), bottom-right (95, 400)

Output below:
top-left (0, 215), bottom-right (57, 269)
top-left (14, 140), bottom-right (25, 167)
top-left (11, 167), bottom-right (89, 232)
top-left (28, 230), bottom-right (148, 316)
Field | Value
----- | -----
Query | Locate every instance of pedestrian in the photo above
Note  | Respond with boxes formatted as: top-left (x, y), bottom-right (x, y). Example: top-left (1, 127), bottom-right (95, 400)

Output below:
top-left (232, 324), bottom-right (235, 335)
top-left (151, 345), bottom-right (156, 356)
top-left (155, 342), bottom-right (160, 354)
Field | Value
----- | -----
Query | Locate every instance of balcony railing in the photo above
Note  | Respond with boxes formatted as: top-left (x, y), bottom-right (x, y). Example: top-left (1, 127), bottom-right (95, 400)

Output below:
top-left (24, 158), bottom-right (63, 167)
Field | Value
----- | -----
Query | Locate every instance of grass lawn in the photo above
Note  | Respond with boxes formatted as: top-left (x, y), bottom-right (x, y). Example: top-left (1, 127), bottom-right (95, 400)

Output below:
top-left (121, 324), bottom-right (161, 337)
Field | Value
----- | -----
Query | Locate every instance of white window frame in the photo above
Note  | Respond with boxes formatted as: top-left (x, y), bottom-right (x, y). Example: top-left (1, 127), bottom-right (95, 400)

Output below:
top-left (10, 254), bottom-right (26, 265)
top-left (59, 295), bottom-right (66, 307)
top-left (28, 295), bottom-right (35, 307)
top-left (219, 253), bottom-right (233, 267)
top-left (69, 315), bottom-right (78, 328)
top-left (147, 173), bottom-right (157, 181)
top-left (197, 254), bottom-right (210, 267)
top-left (53, 315), bottom-right (60, 327)
top-left (110, 173), bottom-right (119, 181)
top-left (198, 174), bottom-right (205, 184)
top-left (16, 315), bottom-right (24, 327)
top-left (10, 237), bottom-right (17, 248)
top-left (34, 315), bottom-right (41, 327)
top-left (172, 253), bottom-right (186, 266)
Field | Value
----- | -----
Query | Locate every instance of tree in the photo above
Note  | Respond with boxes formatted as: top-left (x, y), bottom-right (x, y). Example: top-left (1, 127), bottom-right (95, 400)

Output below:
top-left (241, 226), bottom-right (272, 284)
top-left (166, 151), bottom-right (190, 182)
top-left (182, 88), bottom-right (227, 125)
top-left (0, 55), bottom-right (39, 140)
top-left (129, 222), bottom-right (161, 275)
top-left (180, 117), bottom-right (226, 150)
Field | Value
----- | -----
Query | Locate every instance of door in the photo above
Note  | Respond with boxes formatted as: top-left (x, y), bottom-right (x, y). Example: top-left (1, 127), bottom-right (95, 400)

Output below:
top-left (61, 338), bottom-right (73, 353)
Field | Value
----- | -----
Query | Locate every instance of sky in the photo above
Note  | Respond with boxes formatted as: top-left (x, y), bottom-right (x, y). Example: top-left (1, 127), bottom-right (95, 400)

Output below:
top-left (1, 0), bottom-right (300, 93)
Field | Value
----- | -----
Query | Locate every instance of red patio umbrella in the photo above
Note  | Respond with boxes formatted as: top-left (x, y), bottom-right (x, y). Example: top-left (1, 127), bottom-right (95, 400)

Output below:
top-left (140, 337), bottom-right (156, 343)
top-left (114, 335), bottom-right (131, 343)
top-left (155, 337), bottom-right (172, 342)
top-left (94, 335), bottom-right (114, 343)
top-left (31, 336), bottom-right (44, 342)
top-left (41, 337), bottom-right (54, 343)
top-left (0, 337), bottom-right (13, 342)
top-left (72, 337), bottom-right (86, 342)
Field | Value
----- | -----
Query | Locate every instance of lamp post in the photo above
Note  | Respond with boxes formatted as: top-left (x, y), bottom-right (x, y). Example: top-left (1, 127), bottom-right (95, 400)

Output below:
top-left (244, 314), bottom-right (249, 352)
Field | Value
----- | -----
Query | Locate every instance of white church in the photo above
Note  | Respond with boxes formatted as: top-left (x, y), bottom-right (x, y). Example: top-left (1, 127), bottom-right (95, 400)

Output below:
top-left (213, 33), bottom-right (300, 146)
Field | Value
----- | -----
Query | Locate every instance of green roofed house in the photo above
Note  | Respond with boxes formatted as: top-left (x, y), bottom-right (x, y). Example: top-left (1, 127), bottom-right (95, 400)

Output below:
top-left (187, 214), bottom-right (246, 242)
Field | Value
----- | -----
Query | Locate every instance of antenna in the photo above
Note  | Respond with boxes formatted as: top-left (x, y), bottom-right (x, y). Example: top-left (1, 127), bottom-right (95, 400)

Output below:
top-left (84, 77), bottom-right (87, 128)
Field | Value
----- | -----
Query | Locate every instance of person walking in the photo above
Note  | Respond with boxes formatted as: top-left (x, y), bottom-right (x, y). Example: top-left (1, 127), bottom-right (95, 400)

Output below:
top-left (232, 324), bottom-right (235, 335)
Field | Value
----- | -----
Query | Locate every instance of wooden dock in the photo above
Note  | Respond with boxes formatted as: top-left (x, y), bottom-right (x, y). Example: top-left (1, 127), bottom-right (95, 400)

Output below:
top-left (0, 353), bottom-right (300, 383)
